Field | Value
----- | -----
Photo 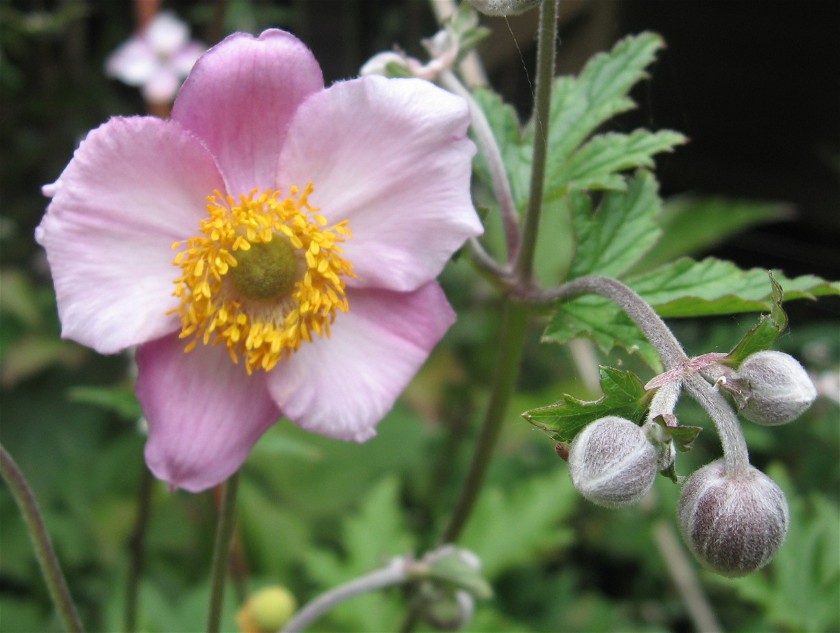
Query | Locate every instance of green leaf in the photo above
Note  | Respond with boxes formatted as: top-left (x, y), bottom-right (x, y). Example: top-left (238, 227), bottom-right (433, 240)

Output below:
top-left (632, 197), bottom-right (792, 271)
top-left (544, 259), bottom-right (838, 370)
top-left (304, 477), bottom-right (413, 632)
top-left (569, 170), bottom-right (663, 278)
top-left (522, 367), bottom-right (652, 443)
top-left (626, 257), bottom-right (840, 317)
top-left (460, 469), bottom-right (577, 578)
top-left (67, 384), bottom-right (142, 420)
top-left (725, 272), bottom-right (788, 366)
top-left (546, 129), bottom-right (685, 199)
top-left (539, 32), bottom-right (664, 172)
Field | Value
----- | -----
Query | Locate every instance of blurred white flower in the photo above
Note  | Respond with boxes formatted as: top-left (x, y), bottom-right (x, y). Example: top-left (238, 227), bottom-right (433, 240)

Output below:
top-left (105, 11), bottom-right (205, 104)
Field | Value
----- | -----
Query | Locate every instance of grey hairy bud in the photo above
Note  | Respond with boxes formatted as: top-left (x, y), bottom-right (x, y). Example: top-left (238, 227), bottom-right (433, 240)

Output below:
top-left (679, 459), bottom-right (789, 577)
top-left (736, 350), bottom-right (817, 426)
top-left (568, 416), bottom-right (658, 508)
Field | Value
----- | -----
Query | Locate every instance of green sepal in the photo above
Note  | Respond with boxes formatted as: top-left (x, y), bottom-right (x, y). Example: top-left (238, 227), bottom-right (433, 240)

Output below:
top-left (724, 272), bottom-right (788, 367)
top-left (521, 367), bottom-right (652, 443)
top-left (416, 549), bottom-right (493, 600)
top-left (651, 413), bottom-right (702, 453)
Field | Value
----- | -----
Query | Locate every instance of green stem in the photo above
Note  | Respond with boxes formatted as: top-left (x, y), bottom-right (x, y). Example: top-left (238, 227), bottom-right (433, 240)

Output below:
top-left (0, 443), bottom-right (84, 633)
top-left (125, 464), bottom-right (154, 633)
top-left (516, 0), bottom-right (559, 281)
top-left (206, 471), bottom-right (240, 633)
top-left (440, 300), bottom-right (529, 542)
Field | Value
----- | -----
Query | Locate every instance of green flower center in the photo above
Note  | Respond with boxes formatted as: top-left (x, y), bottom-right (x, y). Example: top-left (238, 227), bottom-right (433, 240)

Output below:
top-left (229, 234), bottom-right (298, 301)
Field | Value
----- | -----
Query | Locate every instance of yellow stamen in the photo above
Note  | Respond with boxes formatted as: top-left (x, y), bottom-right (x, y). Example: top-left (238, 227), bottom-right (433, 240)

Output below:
top-left (170, 184), bottom-right (355, 374)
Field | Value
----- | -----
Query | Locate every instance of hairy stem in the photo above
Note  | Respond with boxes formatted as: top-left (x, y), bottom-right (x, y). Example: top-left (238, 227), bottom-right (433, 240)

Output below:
top-left (519, 275), bottom-right (688, 370)
top-left (683, 374), bottom-right (751, 476)
top-left (206, 472), bottom-right (240, 633)
top-left (0, 443), bottom-right (84, 633)
top-left (282, 558), bottom-right (407, 632)
top-left (516, 0), bottom-right (558, 281)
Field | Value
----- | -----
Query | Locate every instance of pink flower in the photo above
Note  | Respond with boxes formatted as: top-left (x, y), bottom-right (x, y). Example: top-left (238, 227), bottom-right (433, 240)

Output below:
top-left (38, 30), bottom-right (481, 492)
top-left (105, 11), bottom-right (205, 104)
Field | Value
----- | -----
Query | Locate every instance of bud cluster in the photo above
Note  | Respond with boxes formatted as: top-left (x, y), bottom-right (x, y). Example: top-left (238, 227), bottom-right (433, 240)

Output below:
top-left (563, 348), bottom-right (817, 577)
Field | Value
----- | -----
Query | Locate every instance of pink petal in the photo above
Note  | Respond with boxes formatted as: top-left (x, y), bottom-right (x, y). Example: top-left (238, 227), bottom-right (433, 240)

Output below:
top-left (172, 29), bottom-right (323, 196)
top-left (266, 282), bottom-right (455, 442)
top-left (137, 334), bottom-right (281, 492)
top-left (277, 76), bottom-right (482, 293)
top-left (36, 116), bottom-right (225, 354)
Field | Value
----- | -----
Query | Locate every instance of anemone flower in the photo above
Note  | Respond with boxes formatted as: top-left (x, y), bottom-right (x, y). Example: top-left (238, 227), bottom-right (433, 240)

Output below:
top-left (38, 30), bottom-right (481, 492)
top-left (105, 11), bottom-right (205, 104)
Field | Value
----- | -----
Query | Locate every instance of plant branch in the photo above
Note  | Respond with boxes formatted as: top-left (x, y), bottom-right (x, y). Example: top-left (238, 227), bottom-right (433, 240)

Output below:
top-left (125, 464), bottom-right (154, 633)
top-left (519, 275), bottom-right (687, 370)
top-left (515, 0), bottom-right (558, 281)
top-left (439, 71), bottom-right (520, 264)
top-left (206, 472), bottom-right (241, 633)
top-left (0, 443), bottom-right (84, 633)
top-left (281, 558), bottom-right (407, 632)
top-left (683, 373), bottom-right (751, 476)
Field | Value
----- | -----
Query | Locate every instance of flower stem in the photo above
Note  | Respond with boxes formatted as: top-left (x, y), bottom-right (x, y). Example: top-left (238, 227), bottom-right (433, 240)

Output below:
top-left (523, 275), bottom-right (750, 474)
top-left (683, 373), bottom-right (751, 476)
top-left (206, 471), bottom-right (240, 633)
top-left (281, 557), bottom-right (407, 632)
top-left (519, 275), bottom-right (688, 370)
top-left (439, 71), bottom-right (520, 264)
top-left (125, 464), bottom-right (154, 633)
top-left (0, 443), bottom-right (84, 633)
top-left (441, 300), bottom-right (529, 543)
top-left (439, 0), bottom-right (558, 551)
top-left (516, 0), bottom-right (559, 281)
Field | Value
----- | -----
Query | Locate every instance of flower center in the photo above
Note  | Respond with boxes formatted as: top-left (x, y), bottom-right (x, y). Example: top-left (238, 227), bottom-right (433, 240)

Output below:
top-left (229, 235), bottom-right (298, 301)
top-left (170, 184), bottom-right (354, 374)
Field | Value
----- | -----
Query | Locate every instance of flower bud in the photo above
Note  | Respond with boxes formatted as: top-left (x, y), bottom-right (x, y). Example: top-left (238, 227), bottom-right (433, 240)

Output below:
top-left (236, 586), bottom-right (296, 633)
top-left (568, 416), bottom-right (658, 508)
top-left (679, 460), bottom-right (789, 577)
top-left (736, 350), bottom-right (817, 426)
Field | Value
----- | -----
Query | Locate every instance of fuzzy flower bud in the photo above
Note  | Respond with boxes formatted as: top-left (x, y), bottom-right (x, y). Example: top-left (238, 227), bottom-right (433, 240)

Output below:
top-left (736, 350), bottom-right (817, 426)
top-left (679, 459), bottom-right (789, 577)
top-left (568, 416), bottom-right (658, 508)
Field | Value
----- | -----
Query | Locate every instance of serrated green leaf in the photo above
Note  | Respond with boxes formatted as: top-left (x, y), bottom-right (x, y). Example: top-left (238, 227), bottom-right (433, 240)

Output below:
top-left (545, 259), bottom-right (837, 371)
top-left (569, 171), bottom-right (662, 278)
top-left (303, 477), bottom-right (413, 632)
top-left (627, 257), bottom-right (840, 317)
top-left (546, 129), bottom-right (685, 199)
top-left (632, 197), bottom-right (792, 271)
top-left (460, 469), bottom-right (577, 578)
top-left (538, 32), bottom-right (664, 171)
top-left (522, 367), bottom-right (652, 443)
top-left (544, 295), bottom-right (659, 368)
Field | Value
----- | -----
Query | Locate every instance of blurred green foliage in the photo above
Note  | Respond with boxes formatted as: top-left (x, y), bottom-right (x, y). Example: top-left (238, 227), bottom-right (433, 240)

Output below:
top-left (1, 3), bottom-right (838, 633)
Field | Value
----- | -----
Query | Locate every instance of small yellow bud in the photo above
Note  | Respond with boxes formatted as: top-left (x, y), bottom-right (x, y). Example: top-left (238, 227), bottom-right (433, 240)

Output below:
top-left (237, 586), bottom-right (297, 633)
